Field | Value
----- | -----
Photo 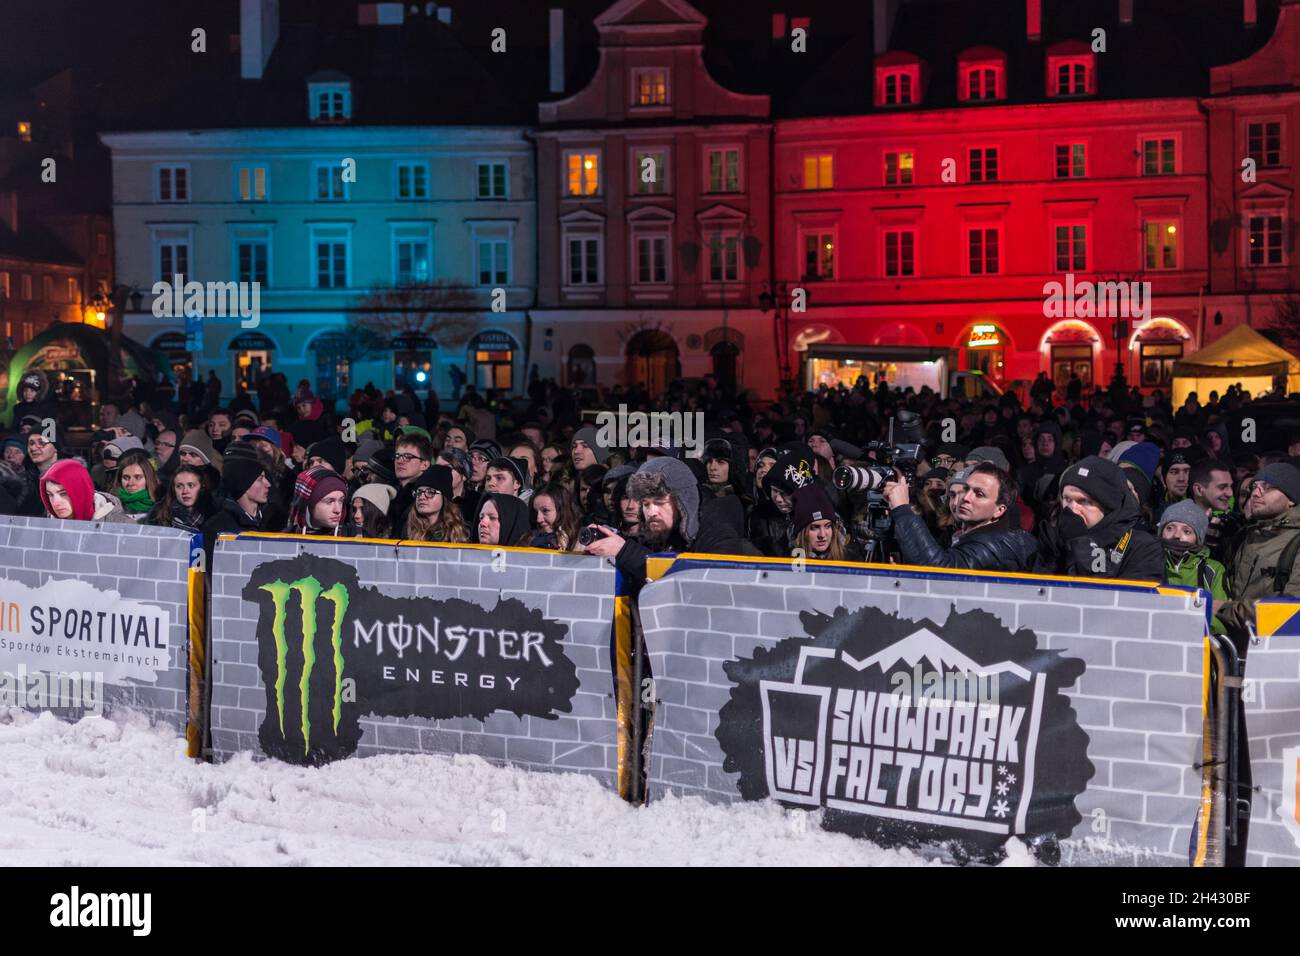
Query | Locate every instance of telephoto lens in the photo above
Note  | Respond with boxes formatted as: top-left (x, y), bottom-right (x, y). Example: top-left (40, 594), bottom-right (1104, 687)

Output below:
top-left (576, 525), bottom-right (608, 546)
top-left (832, 464), bottom-right (891, 493)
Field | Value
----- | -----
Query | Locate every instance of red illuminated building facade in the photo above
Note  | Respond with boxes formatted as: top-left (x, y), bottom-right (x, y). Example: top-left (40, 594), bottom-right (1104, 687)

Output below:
top-left (533, 0), bottom-right (1300, 400)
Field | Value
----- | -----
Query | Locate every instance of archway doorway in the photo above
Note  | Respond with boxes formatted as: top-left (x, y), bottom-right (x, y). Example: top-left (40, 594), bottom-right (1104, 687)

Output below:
top-left (568, 344), bottom-right (595, 387)
top-left (625, 329), bottom-right (679, 396)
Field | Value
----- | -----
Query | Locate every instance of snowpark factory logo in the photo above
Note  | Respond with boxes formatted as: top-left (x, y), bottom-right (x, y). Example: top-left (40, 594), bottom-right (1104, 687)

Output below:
top-left (714, 605), bottom-right (1093, 861)
top-left (244, 555), bottom-right (579, 766)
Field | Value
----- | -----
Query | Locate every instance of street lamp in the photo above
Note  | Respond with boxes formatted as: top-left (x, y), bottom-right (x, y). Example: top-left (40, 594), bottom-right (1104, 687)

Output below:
top-left (758, 282), bottom-right (807, 392)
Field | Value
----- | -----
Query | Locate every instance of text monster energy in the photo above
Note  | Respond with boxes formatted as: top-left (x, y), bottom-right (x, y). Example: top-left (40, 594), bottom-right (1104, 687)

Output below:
top-left (258, 576), bottom-right (349, 756)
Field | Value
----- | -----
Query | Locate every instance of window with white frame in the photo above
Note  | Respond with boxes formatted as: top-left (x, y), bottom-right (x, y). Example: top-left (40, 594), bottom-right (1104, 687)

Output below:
top-left (879, 69), bottom-right (916, 106)
top-left (392, 225), bottom-right (432, 285)
top-left (969, 147), bottom-right (999, 182)
top-left (1051, 59), bottom-right (1091, 96)
top-left (154, 228), bottom-right (192, 282)
top-left (967, 226), bottom-right (1000, 274)
top-left (802, 230), bottom-right (835, 280)
top-left (633, 69), bottom-right (668, 106)
top-left (564, 150), bottom-right (601, 196)
top-left (395, 162), bottom-right (429, 200)
top-left (1248, 212), bottom-right (1284, 267)
top-left (473, 228), bottom-right (511, 287)
top-left (477, 161), bottom-right (508, 199)
top-left (314, 163), bottom-right (348, 201)
top-left (883, 229), bottom-right (915, 277)
top-left (156, 165), bottom-right (189, 202)
top-left (632, 148), bottom-right (669, 195)
top-left (235, 230), bottom-right (270, 285)
top-left (884, 150), bottom-right (914, 186)
top-left (566, 235), bottom-right (601, 286)
top-left (706, 147), bottom-right (741, 193)
top-left (1141, 137), bottom-right (1176, 176)
top-left (1053, 223), bottom-right (1088, 271)
top-left (707, 231), bottom-right (741, 282)
top-left (1143, 221), bottom-right (1179, 270)
top-left (802, 153), bottom-right (833, 189)
top-left (310, 226), bottom-right (349, 289)
top-left (1247, 121), bottom-right (1282, 168)
top-left (1055, 143), bottom-right (1086, 179)
top-left (237, 165), bottom-right (268, 202)
top-left (308, 82), bottom-right (351, 122)
top-left (634, 234), bottom-right (669, 284)
top-left (964, 65), bottom-right (1000, 100)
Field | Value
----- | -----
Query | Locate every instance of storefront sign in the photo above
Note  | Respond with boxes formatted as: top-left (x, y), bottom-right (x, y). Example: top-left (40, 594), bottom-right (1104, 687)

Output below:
top-left (967, 325), bottom-right (1000, 348)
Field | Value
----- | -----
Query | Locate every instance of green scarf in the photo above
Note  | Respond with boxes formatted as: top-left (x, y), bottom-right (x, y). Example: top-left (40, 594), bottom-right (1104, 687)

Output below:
top-left (115, 486), bottom-right (154, 514)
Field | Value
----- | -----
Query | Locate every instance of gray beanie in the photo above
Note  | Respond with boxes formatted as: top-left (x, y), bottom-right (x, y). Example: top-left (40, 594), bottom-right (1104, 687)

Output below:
top-left (966, 446), bottom-right (1011, 471)
top-left (573, 425), bottom-right (610, 465)
top-left (626, 456), bottom-right (700, 542)
top-left (1256, 462), bottom-right (1300, 506)
top-left (1157, 499), bottom-right (1209, 546)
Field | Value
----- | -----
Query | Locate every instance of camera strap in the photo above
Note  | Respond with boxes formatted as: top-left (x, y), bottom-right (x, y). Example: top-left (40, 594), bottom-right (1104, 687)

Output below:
top-left (1108, 528), bottom-right (1133, 569)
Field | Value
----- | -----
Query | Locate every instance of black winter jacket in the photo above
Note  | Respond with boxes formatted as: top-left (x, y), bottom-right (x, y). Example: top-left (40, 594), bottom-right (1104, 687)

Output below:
top-left (616, 494), bottom-right (760, 592)
top-left (891, 506), bottom-right (1038, 572)
top-left (1035, 501), bottom-right (1165, 583)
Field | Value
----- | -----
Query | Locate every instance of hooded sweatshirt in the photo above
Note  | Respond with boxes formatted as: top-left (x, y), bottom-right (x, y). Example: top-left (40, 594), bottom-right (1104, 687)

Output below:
top-left (475, 492), bottom-right (530, 546)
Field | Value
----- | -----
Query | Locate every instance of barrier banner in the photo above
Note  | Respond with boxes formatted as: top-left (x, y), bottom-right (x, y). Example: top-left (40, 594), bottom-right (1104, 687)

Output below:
top-left (638, 557), bottom-right (1209, 865)
top-left (1243, 598), bottom-right (1300, 866)
top-left (209, 533), bottom-right (622, 787)
top-left (0, 515), bottom-right (196, 734)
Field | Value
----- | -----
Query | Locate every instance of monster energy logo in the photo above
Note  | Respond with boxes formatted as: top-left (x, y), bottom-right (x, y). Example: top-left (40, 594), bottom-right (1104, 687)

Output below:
top-left (258, 576), bottom-right (349, 756)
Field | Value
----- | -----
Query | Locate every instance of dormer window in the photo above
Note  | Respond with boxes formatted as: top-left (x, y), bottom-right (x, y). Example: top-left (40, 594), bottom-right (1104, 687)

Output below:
top-left (1047, 48), bottom-right (1095, 97)
top-left (957, 48), bottom-right (1006, 103)
top-left (308, 81), bottom-right (352, 122)
top-left (874, 55), bottom-right (923, 108)
top-left (880, 69), bottom-right (916, 106)
top-left (632, 69), bottom-right (669, 107)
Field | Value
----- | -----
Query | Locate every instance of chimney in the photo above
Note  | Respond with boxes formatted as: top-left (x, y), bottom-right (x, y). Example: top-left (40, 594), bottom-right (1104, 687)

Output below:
top-left (549, 8), bottom-right (565, 94)
top-left (1026, 0), bottom-right (1042, 40)
top-left (1119, 0), bottom-right (1133, 24)
top-left (1244, 0), bottom-right (1257, 27)
top-left (240, 0), bottom-right (280, 80)
top-left (872, 0), bottom-right (900, 54)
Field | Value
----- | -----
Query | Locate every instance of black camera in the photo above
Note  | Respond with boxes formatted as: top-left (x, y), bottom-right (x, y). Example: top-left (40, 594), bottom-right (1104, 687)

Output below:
top-left (577, 525), bottom-right (608, 547)
top-left (837, 411), bottom-right (926, 563)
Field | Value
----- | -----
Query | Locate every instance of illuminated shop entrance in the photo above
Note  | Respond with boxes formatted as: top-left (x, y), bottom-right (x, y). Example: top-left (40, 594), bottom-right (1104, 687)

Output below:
top-left (961, 323), bottom-right (1006, 385)
top-left (805, 344), bottom-right (951, 393)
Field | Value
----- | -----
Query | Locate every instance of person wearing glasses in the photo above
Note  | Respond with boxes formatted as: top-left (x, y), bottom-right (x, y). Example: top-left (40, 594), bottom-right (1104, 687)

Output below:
top-left (390, 433), bottom-right (433, 529)
top-left (1217, 462), bottom-right (1300, 648)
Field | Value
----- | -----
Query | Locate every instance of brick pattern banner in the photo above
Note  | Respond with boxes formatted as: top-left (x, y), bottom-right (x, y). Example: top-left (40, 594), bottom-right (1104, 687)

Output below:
top-left (208, 534), bottom-right (621, 787)
top-left (1243, 620), bottom-right (1300, 866)
top-left (639, 560), bottom-right (1209, 866)
top-left (0, 515), bottom-right (195, 731)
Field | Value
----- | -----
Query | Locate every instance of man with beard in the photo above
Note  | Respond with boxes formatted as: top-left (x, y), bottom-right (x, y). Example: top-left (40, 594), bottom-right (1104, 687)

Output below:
top-left (1036, 455), bottom-right (1164, 582)
top-left (580, 456), bottom-right (756, 591)
top-left (884, 463), bottom-right (1037, 571)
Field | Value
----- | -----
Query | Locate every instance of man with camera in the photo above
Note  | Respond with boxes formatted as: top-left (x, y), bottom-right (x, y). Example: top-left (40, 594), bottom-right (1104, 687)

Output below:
top-left (882, 463), bottom-right (1038, 571)
top-left (580, 456), bottom-right (757, 591)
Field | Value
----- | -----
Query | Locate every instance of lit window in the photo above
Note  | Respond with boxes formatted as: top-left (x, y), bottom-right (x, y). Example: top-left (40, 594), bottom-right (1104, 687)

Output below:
top-left (1142, 138), bottom-right (1176, 176)
top-left (1055, 143), bottom-right (1086, 179)
top-left (884, 151), bottom-right (913, 186)
top-left (1144, 222), bottom-right (1179, 270)
top-left (565, 152), bottom-right (600, 196)
top-left (633, 149), bottom-right (668, 195)
top-left (635, 70), bottom-right (668, 106)
top-left (1248, 214), bottom-right (1284, 267)
top-left (883, 230), bottom-right (915, 277)
top-left (1054, 224), bottom-right (1088, 271)
top-left (968, 228), bottom-right (1000, 274)
top-left (803, 233), bottom-right (834, 280)
top-left (802, 153), bottom-right (833, 190)
top-left (1247, 122), bottom-right (1282, 168)
top-left (707, 148), bottom-right (740, 192)
top-left (237, 165), bottom-right (268, 201)
top-left (969, 147), bottom-right (999, 182)
top-left (16, 121), bottom-right (31, 142)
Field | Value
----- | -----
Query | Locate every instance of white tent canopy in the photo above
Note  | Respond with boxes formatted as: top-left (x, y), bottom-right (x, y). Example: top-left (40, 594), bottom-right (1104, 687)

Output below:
top-left (1171, 324), bottom-right (1300, 405)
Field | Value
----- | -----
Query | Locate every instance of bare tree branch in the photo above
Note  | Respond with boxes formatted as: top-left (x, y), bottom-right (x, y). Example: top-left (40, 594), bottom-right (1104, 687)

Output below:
top-left (352, 281), bottom-right (481, 351)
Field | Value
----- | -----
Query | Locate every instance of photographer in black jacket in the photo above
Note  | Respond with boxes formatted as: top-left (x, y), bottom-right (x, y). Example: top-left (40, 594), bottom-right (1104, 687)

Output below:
top-left (883, 463), bottom-right (1038, 571)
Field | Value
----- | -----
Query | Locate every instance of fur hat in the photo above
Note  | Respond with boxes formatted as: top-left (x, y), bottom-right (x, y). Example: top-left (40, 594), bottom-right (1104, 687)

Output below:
top-left (626, 456), bottom-right (700, 541)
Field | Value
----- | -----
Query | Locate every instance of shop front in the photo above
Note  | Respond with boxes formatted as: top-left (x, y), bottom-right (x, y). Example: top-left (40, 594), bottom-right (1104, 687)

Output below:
top-left (959, 322), bottom-right (1007, 387)
top-left (391, 334), bottom-right (437, 391)
top-left (1129, 317), bottom-right (1192, 391)
top-left (804, 343), bottom-right (953, 394)
top-left (229, 330), bottom-right (276, 395)
top-left (468, 330), bottom-right (518, 392)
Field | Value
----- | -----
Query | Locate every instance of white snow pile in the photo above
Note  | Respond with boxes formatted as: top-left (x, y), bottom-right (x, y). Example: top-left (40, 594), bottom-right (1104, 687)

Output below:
top-left (0, 709), bottom-right (953, 867)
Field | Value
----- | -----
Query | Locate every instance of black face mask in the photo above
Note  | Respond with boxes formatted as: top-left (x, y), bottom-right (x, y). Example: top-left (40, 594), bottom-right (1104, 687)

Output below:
top-left (1056, 509), bottom-right (1090, 541)
top-left (1162, 538), bottom-right (1197, 558)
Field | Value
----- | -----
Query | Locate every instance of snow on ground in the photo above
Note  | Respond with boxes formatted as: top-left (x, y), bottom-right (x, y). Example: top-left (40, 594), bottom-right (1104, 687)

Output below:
top-left (0, 709), bottom-right (945, 866)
